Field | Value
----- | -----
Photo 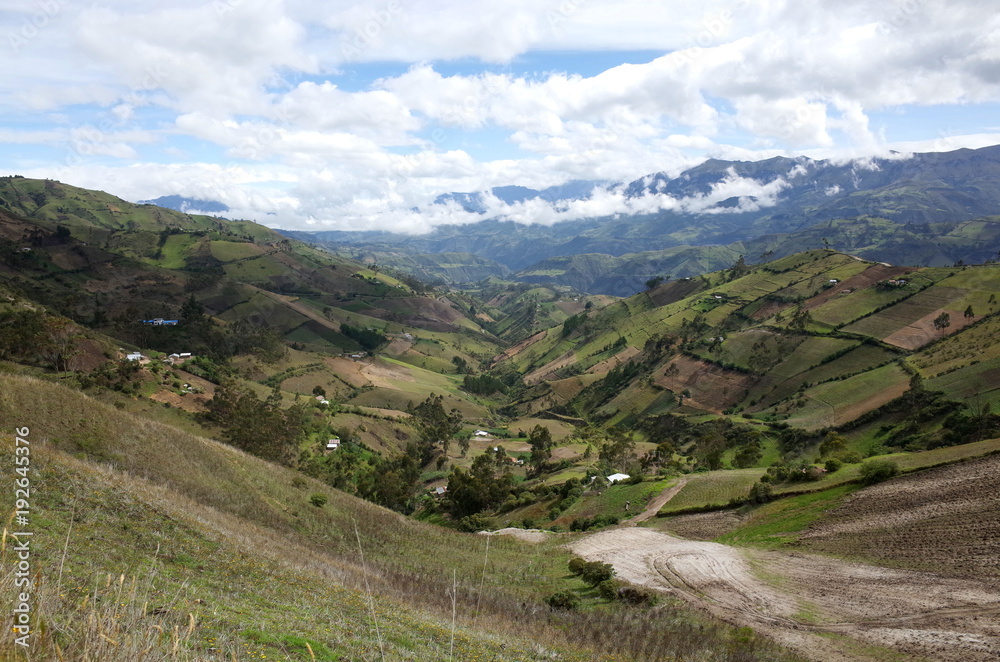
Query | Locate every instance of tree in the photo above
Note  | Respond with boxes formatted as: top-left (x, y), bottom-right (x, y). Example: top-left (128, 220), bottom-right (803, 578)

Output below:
top-left (933, 312), bottom-right (951, 332)
top-left (312, 385), bottom-right (326, 397)
top-left (644, 275), bottom-right (665, 290)
top-left (204, 379), bottom-right (304, 465)
top-left (446, 451), bottom-right (514, 518)
top-left (411, 394), bottom-right (463, 458)
top-left (964, 305), bottom-right (975, 319)
top-left (527, 424), bottom-right (553, 472)
top-left (180, 294), bottom-right (204, 322)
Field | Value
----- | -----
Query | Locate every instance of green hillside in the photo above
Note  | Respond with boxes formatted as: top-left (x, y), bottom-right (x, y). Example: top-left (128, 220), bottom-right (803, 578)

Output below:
top-left (0, 373), bottom-right (793, 662)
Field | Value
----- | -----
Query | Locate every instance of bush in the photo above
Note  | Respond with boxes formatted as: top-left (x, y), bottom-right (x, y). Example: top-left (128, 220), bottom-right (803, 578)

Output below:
top-left (568, 557), bottom-right (588, 576)
top-left (456, 513), bottom-right (497, 532)
top-left (824, 458), bottom-right (843, 473)
top-left (618, 585), bottom-right (658, 606)
top-left (580, 561), bottom-right (616, 586)
top-left (597, 579), bottom-right (621, 601)
top-left (841, 451), bottom-right (863, 464)
top-left (859, 459), bottom-right (899, 485)
top-left (545, 590), bottom-right (579, 611)
top-left (309, 493), bottom-right (328, 507)
top-left (747, 481), bottom-right (772, 505)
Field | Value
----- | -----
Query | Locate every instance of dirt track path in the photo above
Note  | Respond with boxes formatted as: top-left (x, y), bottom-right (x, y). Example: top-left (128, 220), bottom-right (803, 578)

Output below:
top-left (568, 527), bottom-right (1000, 662)
top-left (627, 477), bottom-right (688, 525)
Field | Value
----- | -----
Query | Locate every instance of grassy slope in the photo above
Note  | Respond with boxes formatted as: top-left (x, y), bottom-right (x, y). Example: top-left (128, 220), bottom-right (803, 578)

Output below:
top-left (0, 374), bottom-right (563, 660)
top-left (0, 373), bottom-right (797, 662)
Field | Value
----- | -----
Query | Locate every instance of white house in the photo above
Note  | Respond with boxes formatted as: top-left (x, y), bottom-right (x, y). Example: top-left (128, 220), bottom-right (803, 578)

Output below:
top-left (326, 437), bottom-right (340, 450)
top-left (125, 352), bottom-right (143, 361)
top-left (474, 430), bottom-right (489, 437)
top-left (607, 473), bottom-right (631, 483)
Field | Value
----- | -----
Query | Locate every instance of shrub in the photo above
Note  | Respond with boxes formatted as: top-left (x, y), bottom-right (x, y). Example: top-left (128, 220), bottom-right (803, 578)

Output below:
top-left (545, 590), bottom-right (580, 611)
top-left (824, 458), bottom-right (843, 473)
top-left (568, 557), bottom-right (588, 576)
top-left (859, 459), bottom-right (899, 485)
top-left (747, 481), bottom-right (772, 504)
top-left (597, 579), bottom-right (621, 601)
top-left (618, 585), bottom-right (658, 606)
top-left (309, 493), bottom-right (328, 507)
top-left (580, 561), bottom-right (616, 586)
top-left (841, 451), bottom-right (863, 464)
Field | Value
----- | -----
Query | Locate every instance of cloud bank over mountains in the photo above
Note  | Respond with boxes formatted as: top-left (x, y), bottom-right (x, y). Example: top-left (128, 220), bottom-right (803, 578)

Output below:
top-left (2, 0), bottom-right (1000, 231)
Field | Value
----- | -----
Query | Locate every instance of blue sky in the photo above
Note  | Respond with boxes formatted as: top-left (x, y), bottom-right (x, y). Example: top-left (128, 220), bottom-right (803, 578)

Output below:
top-left (1, 0), bottom-right (999, 232)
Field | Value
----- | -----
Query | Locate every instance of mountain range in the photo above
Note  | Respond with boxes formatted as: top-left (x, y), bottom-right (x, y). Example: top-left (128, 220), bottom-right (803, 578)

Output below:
top-left (282, 145), bottom-right (1000, 294)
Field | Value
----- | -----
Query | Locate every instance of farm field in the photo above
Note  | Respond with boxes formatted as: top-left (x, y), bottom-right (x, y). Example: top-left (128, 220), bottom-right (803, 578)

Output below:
top-left (775, 363), bottom-right (909, 429)
top-left (799, 452), bottom-right (1000, 580)
top-left (657, 468), bottom-right (765, 515)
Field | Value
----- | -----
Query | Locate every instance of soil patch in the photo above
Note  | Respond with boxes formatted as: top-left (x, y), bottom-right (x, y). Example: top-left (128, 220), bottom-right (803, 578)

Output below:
top-left (569, 527), bottom-right (1000, 661)
top-left (800, 453), bottom-right (1000, 581)
top-left (883, 308), bottom-right (980, 350)
top-left (654, 356), bottom-right (756, 413)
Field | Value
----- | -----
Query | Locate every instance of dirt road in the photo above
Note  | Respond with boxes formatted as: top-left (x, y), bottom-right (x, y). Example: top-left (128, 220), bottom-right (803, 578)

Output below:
top-left (568, 527), bottom-right (1000, 661)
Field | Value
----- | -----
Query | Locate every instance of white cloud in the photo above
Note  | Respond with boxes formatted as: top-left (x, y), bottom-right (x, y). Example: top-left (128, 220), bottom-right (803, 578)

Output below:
top-left (2, 0), bottom-right (1000, 232)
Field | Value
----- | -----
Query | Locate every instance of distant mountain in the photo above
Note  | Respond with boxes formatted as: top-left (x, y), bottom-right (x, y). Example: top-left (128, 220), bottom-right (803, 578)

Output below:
top-left (283, 145), bottom-right (1000, 294)
top-left (139, 194), bottom-right (230, 214)
top-left (432, 179), bottom-right (609, 213)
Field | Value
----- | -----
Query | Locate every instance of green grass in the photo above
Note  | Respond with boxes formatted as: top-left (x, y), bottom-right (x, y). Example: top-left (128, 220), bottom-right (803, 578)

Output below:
top-left (658, 469), bottom-right (765, 515)
top-left (209, 239), bottom-right (264, 262)
top-left (716, 484), bottom-right (861, 548)
top-left (777, 363), bottom-right (909, 430)
top-left (560, 478), bottom-right (675, 523)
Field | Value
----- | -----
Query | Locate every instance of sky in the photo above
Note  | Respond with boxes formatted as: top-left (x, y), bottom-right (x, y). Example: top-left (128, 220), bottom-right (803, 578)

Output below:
top-left (2, 0), bottom-right (1000, 233)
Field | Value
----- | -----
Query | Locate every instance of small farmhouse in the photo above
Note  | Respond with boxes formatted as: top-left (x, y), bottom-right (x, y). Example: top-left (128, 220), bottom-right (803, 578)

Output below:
top-left (607, 473), bottom-right (630, 483)
top-left (326, 437), bottom-right (340, 451)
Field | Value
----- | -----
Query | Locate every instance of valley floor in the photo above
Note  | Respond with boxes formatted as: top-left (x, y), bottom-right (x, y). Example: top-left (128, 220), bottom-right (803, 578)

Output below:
top-left (568, 524), bottom-right (1000, 662)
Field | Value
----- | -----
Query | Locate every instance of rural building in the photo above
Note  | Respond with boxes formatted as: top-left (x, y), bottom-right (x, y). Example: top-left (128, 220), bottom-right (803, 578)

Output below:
top-left (142, 318), bottom-right (179, 326)
top-left (433, 486), bottom-right (447, 496)
top-left (326, 437), bottom-right (340, 450)
top-left (474, 430), bottom-right (490, 437)
top-left (607, 473), bottom-right (630, 483)
top-left (125, 352), bottom-right (143, 361)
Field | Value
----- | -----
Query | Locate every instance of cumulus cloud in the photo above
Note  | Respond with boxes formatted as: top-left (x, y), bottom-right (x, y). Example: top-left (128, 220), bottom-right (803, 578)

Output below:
top-left (2, 0), bottom-right (1000, 232)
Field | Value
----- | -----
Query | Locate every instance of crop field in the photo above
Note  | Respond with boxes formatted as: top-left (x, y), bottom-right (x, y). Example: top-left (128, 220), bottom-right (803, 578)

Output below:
top-left (913, 315), bottom-right (1000, 377)
top-left (219, 293), bottom-right (310, 331)
top-left (508, 417), bottom-right (576, 442)
top-left (657, 468), bottom-right (765, 514)
top-left (926, 355), bottom-right (1000, 402)
top-left (284, 320), bottom-right (354, 351)
top-left (799, 452), bottom-right (1000, 579)
top-left (744, 337), bottom-right (860, 407)
top-left (209, 239), bottom-right (263, 262)
top-left (843, 284), bottom-right (966, 340)
top-left (808, 286), bottom-right (911, 326)
top-left (654, 356), bottom-right (756, 413)
top-left (715, 484), bottom-right (862, 548)
top-left (222, 253), bottom-right (287, 280)
top-left (753, 344), bottom-right (898, 409)
top-left (698, 329), bottom-right (775, 370)
top-left (778, 363), bottom-right (909, 429)
top-left (149, 233), bottom-right (198, 268)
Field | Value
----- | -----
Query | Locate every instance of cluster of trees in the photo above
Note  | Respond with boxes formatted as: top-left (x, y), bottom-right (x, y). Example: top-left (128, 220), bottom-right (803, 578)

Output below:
top-left (461, 373), bottom-right (507, 395)
top-left (339, 323), bottom-right (388, 351)
top-left (445, 448), bottom-right (516, 520)
top-left (202, 381), bottom-right (306, 465)
top-left (0, 308), bottom-right (80, 371)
